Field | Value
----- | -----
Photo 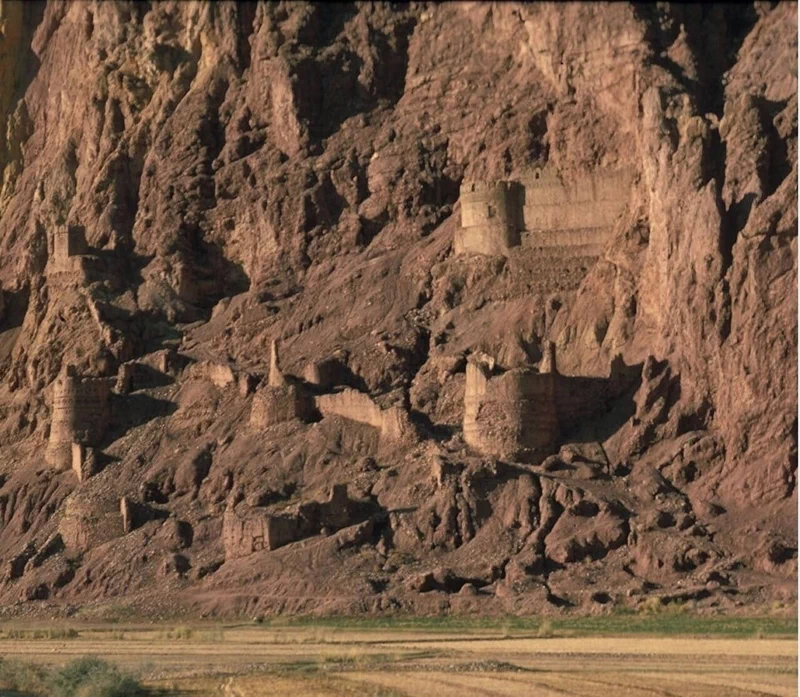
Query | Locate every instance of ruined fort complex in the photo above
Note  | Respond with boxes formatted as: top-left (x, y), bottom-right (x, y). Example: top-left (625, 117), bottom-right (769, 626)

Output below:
top-left (456, 165), bottom-right (633, 258)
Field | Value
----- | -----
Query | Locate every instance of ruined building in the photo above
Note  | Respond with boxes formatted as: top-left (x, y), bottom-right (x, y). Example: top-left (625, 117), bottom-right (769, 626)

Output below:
top-left (463, 342), bottom-right (610, 462)
top-left (49, 226), bottom-right (90, 275)
top-left (249, 340), bottom-right (315, 427)
top-left (223, 483), bottom-right (377, 558)
top-left (456, 164), bottom-right (632, 258)
top-left (250, 340), bottom-right (417, 443)
top-left (45, 365), bottom-right (112, 470)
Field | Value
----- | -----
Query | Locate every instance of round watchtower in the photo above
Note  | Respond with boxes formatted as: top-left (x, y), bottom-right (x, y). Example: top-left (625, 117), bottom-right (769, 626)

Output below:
top-left (464, 363), bottom-right (558, 462)
top-left (456, 180), bottom-right (523, 256)
top-left (46, 366), bottom-right (112, 469)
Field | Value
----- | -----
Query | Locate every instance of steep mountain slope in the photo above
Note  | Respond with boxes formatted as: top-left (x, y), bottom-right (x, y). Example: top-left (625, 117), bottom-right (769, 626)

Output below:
top-left (0, 1), bottom-right (795, 618)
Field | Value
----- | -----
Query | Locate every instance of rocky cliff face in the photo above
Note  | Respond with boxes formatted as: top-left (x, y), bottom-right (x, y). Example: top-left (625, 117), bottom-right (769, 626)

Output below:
top-left (0, 1), bottom-right (795, 619)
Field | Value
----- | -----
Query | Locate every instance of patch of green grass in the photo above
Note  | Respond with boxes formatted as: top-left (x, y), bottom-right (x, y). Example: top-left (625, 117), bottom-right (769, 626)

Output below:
top-left (252, 612), bottom-right (797, 638)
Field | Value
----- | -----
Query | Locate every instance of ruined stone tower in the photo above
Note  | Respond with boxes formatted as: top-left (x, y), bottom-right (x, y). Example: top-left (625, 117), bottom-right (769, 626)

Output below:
top-left (463, 344), bottom-right (613, 462)
top-left (46, 365), bottom-right (112, 470)
top-left (463, 356), bottom-right (559, 462)
top-left (250, 339), bottom-right (314, 427)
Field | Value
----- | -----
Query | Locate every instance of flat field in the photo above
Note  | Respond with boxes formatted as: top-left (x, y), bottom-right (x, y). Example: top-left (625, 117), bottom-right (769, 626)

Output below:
top-left (0, 615), bottom-right (796, 696)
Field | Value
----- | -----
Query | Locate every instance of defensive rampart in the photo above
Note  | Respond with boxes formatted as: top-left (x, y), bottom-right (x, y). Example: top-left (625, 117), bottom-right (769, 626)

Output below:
top-left (457, 165), bottom-right (632, 258)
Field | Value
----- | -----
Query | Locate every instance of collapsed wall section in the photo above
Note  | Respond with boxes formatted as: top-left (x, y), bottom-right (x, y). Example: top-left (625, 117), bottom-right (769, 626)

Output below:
top-left (315, 388), bottom-right (416, 443)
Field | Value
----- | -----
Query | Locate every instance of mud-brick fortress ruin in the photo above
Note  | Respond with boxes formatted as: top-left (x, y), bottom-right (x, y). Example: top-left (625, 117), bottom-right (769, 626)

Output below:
top-left (455, 164), bottom-right (632, 258)
top-left (250, 340), bottom-right (416, 443)
top-left (451, 163), bottom-right (634, 460)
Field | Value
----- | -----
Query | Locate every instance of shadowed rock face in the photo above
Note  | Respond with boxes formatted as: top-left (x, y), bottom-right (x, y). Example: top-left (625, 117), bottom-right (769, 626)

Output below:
top-left (0, 2), bottom-right (795, 619)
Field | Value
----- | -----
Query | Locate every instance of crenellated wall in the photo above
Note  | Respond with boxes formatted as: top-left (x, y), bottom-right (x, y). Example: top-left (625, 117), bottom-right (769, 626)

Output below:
top-left (46, 366), bottom-right (112, 469)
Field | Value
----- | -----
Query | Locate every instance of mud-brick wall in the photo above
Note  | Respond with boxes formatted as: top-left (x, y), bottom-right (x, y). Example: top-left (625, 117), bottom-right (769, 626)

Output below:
top-left (222, 509), bottom-right (301, 559)
top-left (314, 388), bottom-right (417, 443)
top-left (521, 169), bottom-right (632, 232)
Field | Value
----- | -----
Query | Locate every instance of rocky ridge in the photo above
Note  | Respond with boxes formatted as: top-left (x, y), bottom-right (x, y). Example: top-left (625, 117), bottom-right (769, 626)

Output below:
top-left (0, 1), bottom-right (795, 618)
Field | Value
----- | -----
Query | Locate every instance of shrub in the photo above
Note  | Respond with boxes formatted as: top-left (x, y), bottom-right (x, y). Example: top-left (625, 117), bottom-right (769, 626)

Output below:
top-left (0, 658), bottom-right (49, 693)
top-left (48, 657), bottom-right (149, 697)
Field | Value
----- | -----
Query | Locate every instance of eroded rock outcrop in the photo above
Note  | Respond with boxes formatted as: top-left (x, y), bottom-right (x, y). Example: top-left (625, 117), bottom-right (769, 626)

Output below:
top-left (0, 1), bottom-right (793, 619)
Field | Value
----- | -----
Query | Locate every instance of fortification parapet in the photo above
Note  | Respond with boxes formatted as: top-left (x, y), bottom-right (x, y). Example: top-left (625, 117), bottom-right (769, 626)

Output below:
top-left (46, 366), bottom-right (112, 469)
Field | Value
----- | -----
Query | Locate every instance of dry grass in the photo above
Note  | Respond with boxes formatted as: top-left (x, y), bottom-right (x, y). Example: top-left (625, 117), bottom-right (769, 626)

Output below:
top-left (0, 621), bottom-right (795, 697)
